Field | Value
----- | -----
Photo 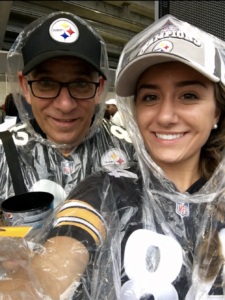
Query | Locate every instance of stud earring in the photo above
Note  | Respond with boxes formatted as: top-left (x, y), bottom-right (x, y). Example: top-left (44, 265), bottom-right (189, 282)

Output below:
top-left (213, 124), bottom-right (218, 129)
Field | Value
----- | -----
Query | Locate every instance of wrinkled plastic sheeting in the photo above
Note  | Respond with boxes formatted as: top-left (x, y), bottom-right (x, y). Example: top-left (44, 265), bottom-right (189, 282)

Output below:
top-left (115, 15), bottom-right (225, 299)
top-left (0, 174), bottom-right (121, 300)
top-left (0, 118), bottom-right (136, 208)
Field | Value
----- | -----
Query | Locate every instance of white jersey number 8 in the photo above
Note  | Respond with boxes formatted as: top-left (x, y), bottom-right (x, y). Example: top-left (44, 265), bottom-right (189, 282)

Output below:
top-left (121, 229), bottom-right (183, 300)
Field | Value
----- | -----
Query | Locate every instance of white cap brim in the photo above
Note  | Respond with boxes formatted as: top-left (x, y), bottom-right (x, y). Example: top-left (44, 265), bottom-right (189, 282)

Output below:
top-left (116, 52), bottom-right (220, 97)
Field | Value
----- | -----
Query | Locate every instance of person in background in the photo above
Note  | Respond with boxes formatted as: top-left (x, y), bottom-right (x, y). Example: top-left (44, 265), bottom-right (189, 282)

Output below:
top-left (0, 94), bottom-right (17, 129)
top-left (105, 98), bottom-right (124, 127)
top-left (103, 106), bottom-right (111, 120)
top-left (4, 93), bottom-right (18, 117)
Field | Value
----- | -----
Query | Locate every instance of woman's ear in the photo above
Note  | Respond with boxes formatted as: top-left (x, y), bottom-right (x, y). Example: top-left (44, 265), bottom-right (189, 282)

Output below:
top-left (214, 107), bottom-right (221, 125)
top-left (95, 77), bottom-right (105, 105)
top-left (18, 71), bottom-right (32, 105)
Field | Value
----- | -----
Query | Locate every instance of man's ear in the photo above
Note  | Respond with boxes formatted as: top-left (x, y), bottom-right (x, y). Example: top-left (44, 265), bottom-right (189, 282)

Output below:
top-left (94, 76), bottom-right (105, 105)
top-left (18, 71), bottom-right (32, 105)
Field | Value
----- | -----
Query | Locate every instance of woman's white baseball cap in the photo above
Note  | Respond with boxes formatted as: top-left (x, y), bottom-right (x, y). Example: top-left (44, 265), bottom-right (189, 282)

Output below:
top-left (116, 15), bottom-right (225, 97)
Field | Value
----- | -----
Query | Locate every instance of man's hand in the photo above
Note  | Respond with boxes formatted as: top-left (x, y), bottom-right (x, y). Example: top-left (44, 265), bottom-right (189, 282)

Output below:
top-left (0, 236), bottom-right (89, 300)
top-left (1, 260), bottom-right (24, 272)
top-left (0, 261), bottom-right (44, 300)
top-left (0, 237), bottom-right (29, 274)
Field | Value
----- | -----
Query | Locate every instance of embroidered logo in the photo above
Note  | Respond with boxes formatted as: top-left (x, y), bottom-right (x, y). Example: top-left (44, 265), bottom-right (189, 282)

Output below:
top-left (101, 148), bottom-right (128, 169)
top-left (153, 40), bottom-right (173, 52)
top-left (176, 203), bottom-right (189, 217)
top-left (49, 18), bottom-right (79, 43)
top-left (139, 26), bottom-right (201, 55)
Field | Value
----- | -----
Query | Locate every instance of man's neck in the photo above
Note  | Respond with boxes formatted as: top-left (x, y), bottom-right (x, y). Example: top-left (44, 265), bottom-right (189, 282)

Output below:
top-left (57, 147), bottom-right (75, 157)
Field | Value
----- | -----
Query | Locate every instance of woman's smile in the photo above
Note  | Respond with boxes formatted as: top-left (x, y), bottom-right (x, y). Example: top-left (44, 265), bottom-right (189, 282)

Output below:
top-left (154, 132), bottom-right (185, 140)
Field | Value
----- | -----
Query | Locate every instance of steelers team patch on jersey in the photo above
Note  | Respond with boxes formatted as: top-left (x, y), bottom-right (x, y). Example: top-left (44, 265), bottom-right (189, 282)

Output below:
top-left (101, 148), bottom-right (128, 169)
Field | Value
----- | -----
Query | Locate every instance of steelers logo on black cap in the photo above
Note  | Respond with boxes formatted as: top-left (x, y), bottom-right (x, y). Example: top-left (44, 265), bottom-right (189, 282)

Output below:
top-left (49, 18), bottom-right (79, 43)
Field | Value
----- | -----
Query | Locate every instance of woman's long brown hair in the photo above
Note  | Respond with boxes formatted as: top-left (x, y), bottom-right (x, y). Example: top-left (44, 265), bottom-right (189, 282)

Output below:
top-left (200, 82), bottom-right (225, 180)
top-left (198, 82), bottom-right (225, 282)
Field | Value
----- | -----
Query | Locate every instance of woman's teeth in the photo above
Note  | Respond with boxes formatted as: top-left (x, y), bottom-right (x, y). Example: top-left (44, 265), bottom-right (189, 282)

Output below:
top-left (155, 133), bottom-right (184, 140)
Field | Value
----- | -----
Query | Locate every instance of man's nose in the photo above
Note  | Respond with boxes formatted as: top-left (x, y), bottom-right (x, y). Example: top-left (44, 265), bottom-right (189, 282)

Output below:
top-left (53, 86), bottom-right (78, 113)
top-left (157, 96), bottom-right (179, 126)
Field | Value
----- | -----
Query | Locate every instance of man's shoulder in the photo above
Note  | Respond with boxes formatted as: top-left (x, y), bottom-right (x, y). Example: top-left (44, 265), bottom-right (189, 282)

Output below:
top-left (0, 122), bottom-right (29, 147)
top-left (91, 119), bottom-right (136, 167)
top-left (96, 119), bottom-right (132, 144)
top-left (0, 120), bottom-right (44, 149)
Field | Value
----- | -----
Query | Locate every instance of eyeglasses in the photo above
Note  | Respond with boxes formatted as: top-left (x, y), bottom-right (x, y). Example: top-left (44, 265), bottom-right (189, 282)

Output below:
top-left (27, 80), bottom-right (100, 100)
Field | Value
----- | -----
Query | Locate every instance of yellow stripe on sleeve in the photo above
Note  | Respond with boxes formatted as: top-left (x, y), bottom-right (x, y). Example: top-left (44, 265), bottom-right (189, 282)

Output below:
top-left (55, 221), bottom-right (100, 244)
top-left (56, 199), bottom-right (107, 243)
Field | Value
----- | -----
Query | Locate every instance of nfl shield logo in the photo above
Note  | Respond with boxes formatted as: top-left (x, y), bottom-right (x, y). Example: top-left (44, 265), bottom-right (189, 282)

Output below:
top-left (176, 203), bottom-right (189, 217)
top-left (61, 161), bottom-right (74, 175)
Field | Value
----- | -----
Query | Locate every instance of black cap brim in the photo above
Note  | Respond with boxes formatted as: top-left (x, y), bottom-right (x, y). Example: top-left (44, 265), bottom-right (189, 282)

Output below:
top-left (22, 50), bottom-right (107, 79)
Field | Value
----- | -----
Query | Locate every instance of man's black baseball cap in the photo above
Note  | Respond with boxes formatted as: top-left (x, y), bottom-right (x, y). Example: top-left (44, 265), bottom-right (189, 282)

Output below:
top-left (21, 12), bottom-right (107, 79)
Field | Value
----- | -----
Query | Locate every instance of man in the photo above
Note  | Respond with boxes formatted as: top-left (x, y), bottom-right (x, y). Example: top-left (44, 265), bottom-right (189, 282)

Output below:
top-left (105, 98), bottom-right (125, 127)
top-left (0, 10), bottom-right (137, 299)
top-left (0, 11), bottom-right (135, 210)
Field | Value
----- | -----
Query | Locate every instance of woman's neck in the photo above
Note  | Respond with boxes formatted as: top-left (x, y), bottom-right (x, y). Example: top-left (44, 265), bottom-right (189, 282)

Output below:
top-left (155, 158), bottom-right (201, 193)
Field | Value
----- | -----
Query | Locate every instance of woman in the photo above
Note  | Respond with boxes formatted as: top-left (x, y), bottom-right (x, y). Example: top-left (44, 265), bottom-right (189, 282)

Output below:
top-left (1, 15), bottom-right (225, 300)
top-left (114, 14), bottom-right (225, 299)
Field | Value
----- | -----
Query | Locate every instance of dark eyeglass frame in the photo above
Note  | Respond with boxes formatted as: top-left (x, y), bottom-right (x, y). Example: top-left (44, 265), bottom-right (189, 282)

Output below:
top-left (27, 80), bottom-right (100, 100)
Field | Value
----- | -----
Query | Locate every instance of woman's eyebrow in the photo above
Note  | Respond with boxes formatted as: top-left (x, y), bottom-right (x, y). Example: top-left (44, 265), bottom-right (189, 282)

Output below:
top-left (175, 80), bottom-right (208, 88)
top-left (137, 80), bottom-right (208, 91)
top-left (137, 84), bottom-right (159, 91)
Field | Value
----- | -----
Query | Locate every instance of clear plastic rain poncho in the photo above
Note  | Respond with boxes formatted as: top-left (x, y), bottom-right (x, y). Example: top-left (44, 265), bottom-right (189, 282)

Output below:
top-left (114, 14), bottom-right (225, 299)
top-left (0, 176), bottom-right (122, 300)
top-left (0, 11), bottom-right (136, 208)
top-left (2, 14), bottom-right (225, 300)
top-left (0, 12), bottom-right (136, 300)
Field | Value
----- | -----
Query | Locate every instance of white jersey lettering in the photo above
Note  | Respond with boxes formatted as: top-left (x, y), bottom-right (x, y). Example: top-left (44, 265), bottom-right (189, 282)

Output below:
top-left (121, 229), bottom-right (183, 300)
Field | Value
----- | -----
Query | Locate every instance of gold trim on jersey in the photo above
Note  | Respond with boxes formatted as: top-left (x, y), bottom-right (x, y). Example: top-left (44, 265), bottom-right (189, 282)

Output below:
top-left (55, 199), bottom-right (106, 245)
top-left (55, 221), bottom-right (100, 244)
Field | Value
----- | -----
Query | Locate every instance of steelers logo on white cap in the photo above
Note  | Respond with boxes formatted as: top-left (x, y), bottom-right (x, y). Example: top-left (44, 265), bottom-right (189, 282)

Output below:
top-left (49, 18), bottom-right (79, 43)
top-left (153, 40), bottom-right (173, 52)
